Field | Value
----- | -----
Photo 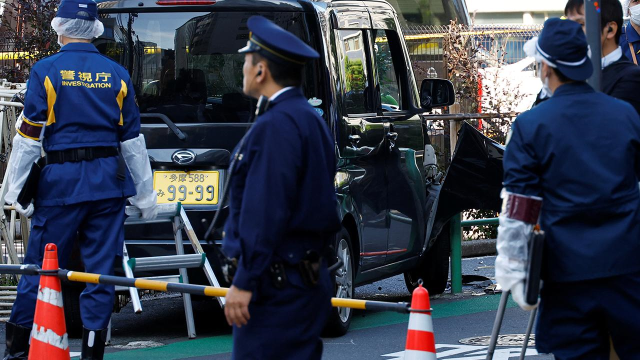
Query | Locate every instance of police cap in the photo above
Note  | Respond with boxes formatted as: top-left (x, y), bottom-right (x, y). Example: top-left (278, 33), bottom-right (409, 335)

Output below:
top-left (536, 18), bottom-right (593, 81)
top-left (56, 0), bottom-right (98, 21)
top-left (238, 16), bottom-right (319, 65)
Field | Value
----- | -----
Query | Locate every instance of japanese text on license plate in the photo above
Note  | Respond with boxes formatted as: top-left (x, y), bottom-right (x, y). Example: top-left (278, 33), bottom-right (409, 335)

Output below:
top-left (153, 171), bottom-right (220, 205)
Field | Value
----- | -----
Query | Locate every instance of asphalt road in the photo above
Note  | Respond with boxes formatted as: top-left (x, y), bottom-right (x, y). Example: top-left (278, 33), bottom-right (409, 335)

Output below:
top-left (0, 256), bottom-right (553, 359)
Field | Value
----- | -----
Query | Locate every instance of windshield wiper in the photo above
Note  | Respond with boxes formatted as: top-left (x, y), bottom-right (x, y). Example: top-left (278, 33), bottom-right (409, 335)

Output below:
top-left (140, 113), bottom-right (187, 141)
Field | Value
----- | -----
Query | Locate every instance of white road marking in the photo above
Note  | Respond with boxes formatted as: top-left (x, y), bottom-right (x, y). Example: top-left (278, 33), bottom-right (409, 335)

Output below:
top-left (381, 344), bottom-right (539, 359)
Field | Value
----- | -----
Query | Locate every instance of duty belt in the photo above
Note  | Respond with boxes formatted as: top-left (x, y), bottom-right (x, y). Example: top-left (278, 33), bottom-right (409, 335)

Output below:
top-left (43, 147), bottom-right (119, 165)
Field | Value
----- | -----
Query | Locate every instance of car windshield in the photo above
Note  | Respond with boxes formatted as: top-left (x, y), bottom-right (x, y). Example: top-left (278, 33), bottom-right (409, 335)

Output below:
top-left (95, 11), bottom-right (318, 124)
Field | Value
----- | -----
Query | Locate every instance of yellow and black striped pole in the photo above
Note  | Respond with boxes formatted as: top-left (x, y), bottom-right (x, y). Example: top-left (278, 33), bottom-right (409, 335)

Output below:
top-left (0, 265), bottom-right (410, 314)
top-left (61, 270), bottom-right (410, 313)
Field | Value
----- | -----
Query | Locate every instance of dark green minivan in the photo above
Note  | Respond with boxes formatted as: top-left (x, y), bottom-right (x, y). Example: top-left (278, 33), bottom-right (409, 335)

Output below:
top-left (68, 0), bottom-right (500, 336)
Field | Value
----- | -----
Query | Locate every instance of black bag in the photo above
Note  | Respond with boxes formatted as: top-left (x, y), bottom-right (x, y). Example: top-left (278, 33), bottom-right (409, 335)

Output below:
top-left (525, 230), bottom-right (545, 306)
top-left (16, 160), bottom-right (43, 208)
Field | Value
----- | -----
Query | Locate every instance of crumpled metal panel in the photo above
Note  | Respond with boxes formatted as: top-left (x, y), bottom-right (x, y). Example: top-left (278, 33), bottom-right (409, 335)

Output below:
top-left (432, 121), bottom-right (505, 235)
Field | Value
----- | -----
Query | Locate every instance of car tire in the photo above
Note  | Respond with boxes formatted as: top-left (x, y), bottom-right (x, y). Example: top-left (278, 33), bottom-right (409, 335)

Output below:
top-left (62, 281), bottom-right (85, 338)
top-left (404, 223), bottom-right (450, 295)
top-left (323, 227), bottom-right (355, 337)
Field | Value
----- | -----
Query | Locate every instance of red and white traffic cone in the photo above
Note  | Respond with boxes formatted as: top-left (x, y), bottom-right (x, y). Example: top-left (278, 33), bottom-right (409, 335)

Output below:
top-left (403, 283), bottom-right (436, 360)
top-left (29, 243), bottom-right (70, 360)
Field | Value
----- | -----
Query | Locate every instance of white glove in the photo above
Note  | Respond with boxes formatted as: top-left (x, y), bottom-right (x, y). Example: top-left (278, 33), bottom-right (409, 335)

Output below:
top-left (121, 135), bottom-right (156, 210)
top-left (14, 202), bottom-right (34, 218)
top-left (138, 193), bottom-right (158, 220)
top-left (4, 134), bottom-right (42, 205)
top-left (495, 214), bottom-right (531, 291)
top-left (510, 281), bottom-right (538, 311)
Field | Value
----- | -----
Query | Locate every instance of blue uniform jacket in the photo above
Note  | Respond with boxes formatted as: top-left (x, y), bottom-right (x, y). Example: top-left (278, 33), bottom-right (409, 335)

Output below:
top-left (504, 82), bottom-right (640, 283)
top-left (22, 43), bottom-right (137, 206)
top-left (222, 88), bottom-right (341, 292)
top-left (620, 23), bottom-right (640, 63)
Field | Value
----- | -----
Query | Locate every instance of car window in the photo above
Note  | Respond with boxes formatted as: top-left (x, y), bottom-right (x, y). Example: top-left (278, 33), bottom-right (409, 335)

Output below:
top-left (96, 12), bottom-right (318, 124)
top-left (335, 29), bottom-right (374, 115)
top-left (372, 29), bottom-right (401, 111)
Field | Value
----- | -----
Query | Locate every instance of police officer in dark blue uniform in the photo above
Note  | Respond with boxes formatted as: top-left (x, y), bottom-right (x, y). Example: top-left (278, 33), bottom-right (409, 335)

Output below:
top-left (620, 0), bottom-right (640, 63)
top-left (221, 15), bottom-right (341, 360)
top-left (3, 1), bottom-right (157, 359)
top-left (497, 18), bottom-right (640, 358)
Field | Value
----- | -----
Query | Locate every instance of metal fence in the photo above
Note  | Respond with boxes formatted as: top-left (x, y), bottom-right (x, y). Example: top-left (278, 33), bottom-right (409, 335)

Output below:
top-left (0, 91), bottom-right (28, 266)
top-left (402, 24), bottom-right (543, 86)
top-left (0, 39), bottom-right (28, 84)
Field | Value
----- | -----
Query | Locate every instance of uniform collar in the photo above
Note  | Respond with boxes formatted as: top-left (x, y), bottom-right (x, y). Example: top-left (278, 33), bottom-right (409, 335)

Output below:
top-left (552, 81), bottom-right (594, 97)
top-left (623, 23), bottom-right (640, 43)
top-left (602, 47), bottom-right (623, 68)
top-left (268, 87), bottom-right (302, 105)
top-left (59, 42), bottom-right (99, 53)
top-left (269, 86), bottom-right (295, 102)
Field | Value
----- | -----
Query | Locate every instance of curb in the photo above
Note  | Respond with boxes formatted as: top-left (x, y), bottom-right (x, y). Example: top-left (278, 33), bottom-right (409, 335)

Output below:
top-left (461, 239), bottom-right (496, 258)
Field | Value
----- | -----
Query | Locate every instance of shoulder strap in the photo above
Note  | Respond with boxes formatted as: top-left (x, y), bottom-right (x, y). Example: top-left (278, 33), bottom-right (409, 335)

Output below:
top-left (629, 42), bottom-right (638, 65)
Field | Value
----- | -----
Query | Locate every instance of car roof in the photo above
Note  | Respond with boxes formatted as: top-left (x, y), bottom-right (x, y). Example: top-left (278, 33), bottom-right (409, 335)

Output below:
top-left (96, 0), bottom-right (392, 11)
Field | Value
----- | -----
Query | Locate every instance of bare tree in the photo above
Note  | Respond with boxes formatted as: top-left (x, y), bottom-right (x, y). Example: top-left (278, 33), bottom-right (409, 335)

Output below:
top-left (1, 0), bottom-right (59, 82)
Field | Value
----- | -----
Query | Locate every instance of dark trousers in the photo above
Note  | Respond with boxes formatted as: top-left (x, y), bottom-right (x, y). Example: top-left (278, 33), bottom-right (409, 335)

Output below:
top-left (9, 198), bottom-right (126, 330)
top-left (231, 266), bottom-right (332, 360)
top-left (536, 271), bottom-right (640, 359)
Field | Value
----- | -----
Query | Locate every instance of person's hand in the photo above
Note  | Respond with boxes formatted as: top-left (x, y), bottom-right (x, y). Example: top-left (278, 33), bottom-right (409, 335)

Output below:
top-left (139, 204), bottom-right (158, 220)
top-left (14, 202), bottom-right (33, 218)
top-left (510, 281), bottom-right (538, 311)
top-left (224, 285), bottom-right (252, 328)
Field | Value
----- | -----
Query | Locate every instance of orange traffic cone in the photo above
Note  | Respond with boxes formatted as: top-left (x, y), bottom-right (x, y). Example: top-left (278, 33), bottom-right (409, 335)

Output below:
top-left (28, 243), bottom-right (70, 360)
top-left (403, 283), bottom-right (436, 360)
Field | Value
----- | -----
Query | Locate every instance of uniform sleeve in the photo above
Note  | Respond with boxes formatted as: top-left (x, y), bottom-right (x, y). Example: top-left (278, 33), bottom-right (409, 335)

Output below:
top-left (4, 68), bottom-right (46, 204)
top-left (502, 119), bottom-right (541, 197)
top-left (232, 119), bottom-right (302, 292)
top-left (21, 69), bottom-right (48, 127)
top-left (118, 76), bottom-right (141, 142)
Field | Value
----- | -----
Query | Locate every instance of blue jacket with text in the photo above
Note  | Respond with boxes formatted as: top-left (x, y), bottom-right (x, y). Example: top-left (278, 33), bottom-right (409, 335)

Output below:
top-left (21, 42), bottom-right (137, 206)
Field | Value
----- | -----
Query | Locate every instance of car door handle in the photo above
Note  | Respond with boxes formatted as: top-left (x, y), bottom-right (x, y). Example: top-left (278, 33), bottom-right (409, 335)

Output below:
top-left (349, 134), bottom-right (361, 149)
top-left (386, 132), bottom-right (398, 151)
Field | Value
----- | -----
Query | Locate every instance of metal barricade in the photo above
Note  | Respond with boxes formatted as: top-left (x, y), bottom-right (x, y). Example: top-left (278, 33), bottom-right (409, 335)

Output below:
top-left (0, 94), bottom-right (26, 267)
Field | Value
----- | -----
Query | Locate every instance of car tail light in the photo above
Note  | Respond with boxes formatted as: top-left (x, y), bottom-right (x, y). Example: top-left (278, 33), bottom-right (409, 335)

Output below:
top-left (156, 0), bottom-right (216, 5)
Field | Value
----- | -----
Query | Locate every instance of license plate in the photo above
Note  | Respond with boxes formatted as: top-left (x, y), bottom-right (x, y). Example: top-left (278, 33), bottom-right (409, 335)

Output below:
top-left (153, 171), bottom-right (220, 205)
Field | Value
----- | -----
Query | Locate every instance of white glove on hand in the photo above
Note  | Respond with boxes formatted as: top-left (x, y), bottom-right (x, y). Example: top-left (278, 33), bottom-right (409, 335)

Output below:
top-left (136, 190), bottom-right (158, 220)
top-left (510, 281), bottom-right (538, 311)
top-left (14, 202), bottom-right (34, 218)
top-left (139, 203), bottom-right (158, 220)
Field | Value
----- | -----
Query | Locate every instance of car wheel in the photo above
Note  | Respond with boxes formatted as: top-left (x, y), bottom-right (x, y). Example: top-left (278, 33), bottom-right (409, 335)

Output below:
top-left (323, 227), bottom-right (354, 337)
top-left (404, 223), bottom-right (450, 295)
top-left (62, 282), bottom-right (85, 338)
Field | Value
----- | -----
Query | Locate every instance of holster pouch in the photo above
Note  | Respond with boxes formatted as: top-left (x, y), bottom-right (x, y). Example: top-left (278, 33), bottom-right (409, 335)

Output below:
top-left (222, 257), bottom-right (238, 284)
top-left (116, 149), bottom-right (126, 181)
top-left (269, 262), bottom-right (287, 289)
top-left (298, 250), bottom-right (321, 287)
top-left (16, 159), bottom-right (43, 208)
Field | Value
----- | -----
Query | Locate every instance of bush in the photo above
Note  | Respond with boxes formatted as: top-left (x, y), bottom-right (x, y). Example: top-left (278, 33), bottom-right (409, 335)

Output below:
top-left (443, 20), bottom-right (523, 240)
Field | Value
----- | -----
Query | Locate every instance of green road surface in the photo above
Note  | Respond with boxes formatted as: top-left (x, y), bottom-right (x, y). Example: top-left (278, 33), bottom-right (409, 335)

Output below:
top-left (99, 295), bottom-right (517, 360)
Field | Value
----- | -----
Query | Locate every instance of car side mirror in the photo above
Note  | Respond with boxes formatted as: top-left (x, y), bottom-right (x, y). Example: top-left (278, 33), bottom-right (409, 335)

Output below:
top-left (420, 79), bottom-right (455, 111)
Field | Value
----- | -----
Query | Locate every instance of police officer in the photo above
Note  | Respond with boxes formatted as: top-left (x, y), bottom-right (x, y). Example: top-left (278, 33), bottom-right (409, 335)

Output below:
top-left (497, 18), bottom-right (640, 358)
top-left (221, 16), bottom-right (341, 359)
top-left (621, 0), bottom-right (640, 63)
top-left (564, 0), bottom-right (640, 114)
top-left (2, 0), bottom-right (158, 358)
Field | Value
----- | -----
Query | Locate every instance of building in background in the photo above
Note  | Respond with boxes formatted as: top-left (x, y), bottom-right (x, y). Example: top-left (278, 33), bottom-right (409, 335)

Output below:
top-left (467, 0), bottom-right (630, 25)
top-left (465, 0), bottom-right (563, 25)
top-left (388, 0), bottom-right (470, 26)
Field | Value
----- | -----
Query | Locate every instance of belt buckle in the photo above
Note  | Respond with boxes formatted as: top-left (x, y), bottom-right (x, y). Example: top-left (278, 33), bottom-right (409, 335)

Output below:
top-left (76, 148), bottom-right (86, 161)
